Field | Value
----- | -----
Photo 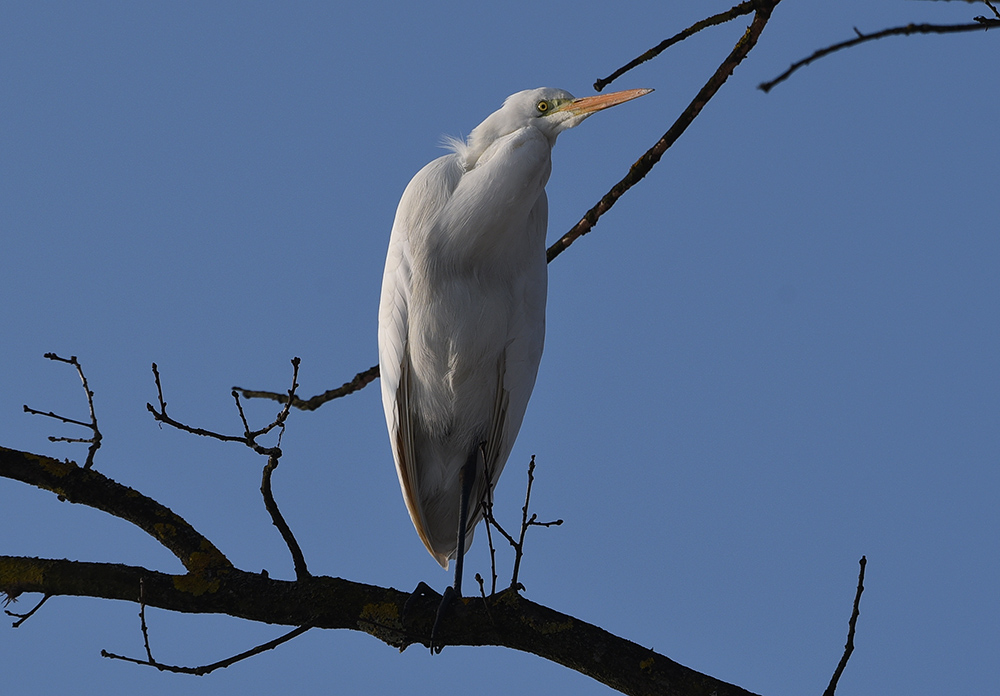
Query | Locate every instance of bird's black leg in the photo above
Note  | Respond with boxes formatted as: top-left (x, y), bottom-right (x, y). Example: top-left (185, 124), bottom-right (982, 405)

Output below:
top-left (426, 446), bottom-right (481, 652)
top-left (452, 447), bottom-right (478, 596)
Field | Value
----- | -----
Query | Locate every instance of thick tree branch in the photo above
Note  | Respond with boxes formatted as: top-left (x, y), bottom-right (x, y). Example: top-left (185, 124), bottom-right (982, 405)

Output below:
top-left (1, 442), bottom-right (763, 694)
top-left (0, 447), bottom-right (231, 574)
top-left (0, 555), bottom-right (759, 696)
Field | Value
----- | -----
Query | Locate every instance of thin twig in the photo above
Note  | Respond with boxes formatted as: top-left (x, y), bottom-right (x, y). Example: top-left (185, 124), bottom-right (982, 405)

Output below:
top-left (760, 19), bottom-right (999, 92)
top-left (479, 463), bottom-right (502, 594)
top-left (99, 574), bottom-right (318, 675)
top-left (510, 456), bottom-right (564, 588)
top-left (595, 0), bottom-right (757, 91)
top-left (147, 363), bottom-right (249, 445)
top-left (148, 358), bottom-right (301, 456)
top-left (474, 573), bottom-right (496, 625)
top-left (24, 353), bottom-right (103, 468)
top-left (5, 593), bottom-right (51, 627)
top-left (261, 454), bottom-right (310, 580)
top-left (102, 623), bottom-right (315, 675)
top-left (139, 578), bottom-right (154, 662)
top-left (234, 364), bottom-right (379, 410)
top-left (823, 556), bottom-right (867, 696)
top-left (479, 456), bottom-right (562, 591)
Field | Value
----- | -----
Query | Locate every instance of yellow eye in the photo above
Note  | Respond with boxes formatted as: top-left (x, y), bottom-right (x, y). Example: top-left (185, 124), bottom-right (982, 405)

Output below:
top-left (536, 100), bottom-right (549, 114)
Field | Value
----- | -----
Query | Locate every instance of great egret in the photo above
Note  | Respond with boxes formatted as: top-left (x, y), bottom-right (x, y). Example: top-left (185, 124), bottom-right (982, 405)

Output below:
top-left (378, 86), bottom-right (651, 604)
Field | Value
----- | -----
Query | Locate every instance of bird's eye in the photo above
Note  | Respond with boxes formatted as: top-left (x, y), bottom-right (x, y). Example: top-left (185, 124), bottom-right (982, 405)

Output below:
top-left (536, 101), bottom-right (549, 114)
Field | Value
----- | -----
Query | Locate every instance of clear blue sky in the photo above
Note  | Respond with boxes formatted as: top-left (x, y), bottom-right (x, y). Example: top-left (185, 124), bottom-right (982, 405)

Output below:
top-left (2, 2), bottom-right (997, 695)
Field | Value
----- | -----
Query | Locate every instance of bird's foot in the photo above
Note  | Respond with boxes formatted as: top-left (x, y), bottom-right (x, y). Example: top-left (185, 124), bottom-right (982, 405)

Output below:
top-left (402, 581), bottom-right (458, 654)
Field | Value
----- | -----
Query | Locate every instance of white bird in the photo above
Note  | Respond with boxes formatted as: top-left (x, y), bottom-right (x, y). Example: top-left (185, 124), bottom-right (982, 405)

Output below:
top-left (378, 86), bottom-right (651, 598)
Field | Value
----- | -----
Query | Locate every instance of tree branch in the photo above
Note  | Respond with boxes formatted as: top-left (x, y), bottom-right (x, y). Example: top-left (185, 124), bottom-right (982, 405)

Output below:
top-left (594, 0), bottom-right (758, 92)
top-left (261, 454), bottom-right (310, 580)
top-left (233, 364), bottom-right (379, 411)
top-left (759, 18), bottom-right (999, 92)
top-left (546, 0), bottom-right (781, 263)
top-left (823, 556), bottom-right (867, 696)
top-left (0, 446), bottom-right (231, 574)
top-left (0, 555), bottom-right (759, 696)
top-left (23, 353), bottom-right (103, 469)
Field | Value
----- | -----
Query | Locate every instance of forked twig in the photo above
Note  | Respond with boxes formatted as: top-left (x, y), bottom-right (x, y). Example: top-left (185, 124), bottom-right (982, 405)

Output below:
top-left (480, 456), bottom-right (563, 592)
top-left (23, 353), bottom-right (103, 468)
top-left (823, 556), bottom-right (867, 696)
top-left (5, 593), bottom-right (51, 627)
top-left (148, 359), bottom-right (310, 578)
top-left (102, 578), bottom-right (315, 675)
top-left (510, 456), bottom-right (563, 589)
top-left (148, 358), bottom-right (301, 457)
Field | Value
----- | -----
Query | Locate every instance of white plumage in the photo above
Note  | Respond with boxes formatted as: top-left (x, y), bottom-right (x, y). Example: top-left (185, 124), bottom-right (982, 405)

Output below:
top-left (378, 86), bottom-right (651, 577)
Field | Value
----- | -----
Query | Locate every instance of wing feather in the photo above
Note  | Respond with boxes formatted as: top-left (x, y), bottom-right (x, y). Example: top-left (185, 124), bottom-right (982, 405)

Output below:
top-left (378, 153), bottom-right (465, 568)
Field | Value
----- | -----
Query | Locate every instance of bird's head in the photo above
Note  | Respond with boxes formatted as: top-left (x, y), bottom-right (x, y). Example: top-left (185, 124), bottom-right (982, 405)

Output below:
top-left (461, 86), bottom-right (652, 165)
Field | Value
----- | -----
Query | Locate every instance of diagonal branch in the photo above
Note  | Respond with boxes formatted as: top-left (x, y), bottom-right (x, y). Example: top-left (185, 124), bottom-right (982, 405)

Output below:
top-left (594, 0), bottom-right (758, 91)
top-left (546, 0), bottom-right (781, 263)
top-left (823, 556), bottom-right (867, 696)
top-left (261, 454), bottom-right (310, 580)
top-left (102, 622), bottom-right (315, 675)
top-left (0, 447), bottom-right (231, 574)
top-left (5, 593), bottom-right (51, 627)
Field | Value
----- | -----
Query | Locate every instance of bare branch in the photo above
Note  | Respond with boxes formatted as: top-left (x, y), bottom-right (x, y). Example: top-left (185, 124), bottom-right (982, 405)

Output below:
top-left (147, 362), bottom-right (249, 445)
top-left (234, 364), bottom-right (379, 410)
top-left (760, 19), bottom-right (999, 92)
top-left (99, 576), bottom-right (316, 676)
top-left (23, 353), bottom-right (103, 468)
top-left (0, 447), bottom-right (232, 573)
top-left (823, 556), bottom-right (867, 696)
top-left (148, 360), bottom-right (310, 578)
top-left (479, 456), bottom-right (563, 592)
top-left (594, 0), bottom-right (757, 91)
top-left (1, 555), bottom-right (759, 695)
top-left (261, 454), bottom-right (310, 580)
top-left (511, 456), bottom-right (563, 589)
top-left (547, 0), bottom-right (780, 263)
top-left (5, 593), bottom-right (51, 627)
top-left (148, 358), bottom-right (301, 455)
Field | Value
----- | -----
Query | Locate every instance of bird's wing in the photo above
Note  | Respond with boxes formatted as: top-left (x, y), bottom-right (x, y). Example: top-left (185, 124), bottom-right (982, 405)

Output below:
top-left (378, 153), bottom-right (464, 568)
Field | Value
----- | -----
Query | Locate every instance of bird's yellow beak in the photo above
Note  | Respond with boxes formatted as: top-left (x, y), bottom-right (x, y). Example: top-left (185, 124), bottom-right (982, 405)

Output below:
top-left (555, 88), bottom-right (653, 116)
